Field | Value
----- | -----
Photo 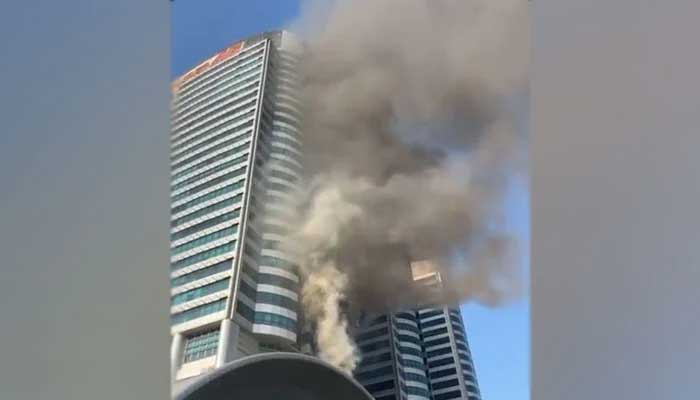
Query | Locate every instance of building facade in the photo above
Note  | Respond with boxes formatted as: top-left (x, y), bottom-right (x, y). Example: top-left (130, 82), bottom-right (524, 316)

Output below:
top-left (353, 264), bottom-right (483, 400)
top-left (169, 30), bottom-right (483, 400)
top-left (169, 31), bottom-right (305, 387)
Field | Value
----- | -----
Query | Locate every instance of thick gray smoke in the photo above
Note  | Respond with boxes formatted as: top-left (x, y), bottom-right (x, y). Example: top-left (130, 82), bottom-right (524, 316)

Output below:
top-left (287, 0), bottom-right (528, 373)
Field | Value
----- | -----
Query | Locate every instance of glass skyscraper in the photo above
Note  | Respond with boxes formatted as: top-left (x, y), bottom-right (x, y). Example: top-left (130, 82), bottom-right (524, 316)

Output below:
top-left (169, 30), bottom-right (483, 400)
top-left (352, 263), bottom-right (483, 400)
top-left (169, 31), bottom-right (305, 388)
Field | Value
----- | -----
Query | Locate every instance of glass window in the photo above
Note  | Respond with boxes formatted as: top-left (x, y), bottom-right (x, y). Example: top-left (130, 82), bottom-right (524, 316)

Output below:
top-left (171, 214), bottom-right (239, 242)
top-left (364, 379), bottom-right (395, 394)
top-left (241, 260), bottom-right (258, 279)
top-left (405, 386), bottom-right (430, 397)
top-left (172, 184), bottom-right (244, 218)
top-left (174, 46), bottom-right (264, 105)
top-left (404, 373), bottom-right (428, 384)
top-left (395, 322), bottom-right (419, 334)
top-left (398, 346), bottom-right (422, 357)
top-left (174, 78), bottom-right (260, 128)
top-left (269, 157), bottom-right (302, 174)
top-left (172, 149), bottom-right (239, 181)
top-left (418, 309), bottom-right (443, 319)
top-left (171, 278), bottom-right (229, 305)
top-left (171, 241), bottom-right (236, 271)
top-left (171, 197), bottom-right (241, 228)
top-left (170, 258), bottom-right (233, 287)
top-left (172, 109), bottom-right (256, 160)
top-left (402, 359), bottom-right (425, 370)
top-left (171, 298), bottom-right (226, 325)
top-left (255, 291), bottom-right (298, 312)
top-left (394, 312), bottom-right (416, 321)
top-left (461, 362), bottom-right (473, 373)
top-left (171, 155), bottom-right (248, 191)
top-left (171, 226), bottom-right (237, 255)
top-left (358, 352), bottom-right (391, 366)
top-left (269, 135), bottom-right (302, 153)
top-left (424, 336), bottom-right (451, 349)
top-left (170, 119), bottom-right (255, 165)
top-left (268, 169), bottom-right (298, 183)
top-left (274, 104), bottom-right (302, 120)
top-left (183, 328), bottom-right (220, 363)
top-left (271, 122), bottom-right (301, 137)
top-left (422, 326), bottom-right (448, 338)
top-left (243, 243), bottom-right (259, 261)
top-left (465, 384), bottom-right (480, 394)
top-left (237, 278), bottom-right (257, 300)
top-left (174, 93), bottom-right (258, 135)
top-left (172, 193), bottom-right (242, 226)
top-left (172, 127), bottom-right (252, 171)
top-left (266, 181), bottom-right (295, 193)
top-left (420, 317), bottom-right (446, 329)
top-left (175, 46), bottom-right (264, 97)
top-left (356, 326), bottom-right (389, 342)
top-left (433, 390), bottom-right (462, 400)
top-left (426, 346), bottom-right (453, 358)
top-left (269, 144), bottom-right (301, 161)
top-left (355, 365), bottom-right (393, 381)
top-left (254, 311), bottom-right (297, 331)
top-left (257, 273), bottom-right (298, 291)
top-left (396, 334), bottom-right (421, 346)
top-left (429, 368), bottom-right (457, 380)
top-left (431, 379), bottom-right (459, 390)
top-left (359, 339), bottom-right (390, 354)
top-left (236, 300), bottom-right (255, 322)
top-left (171, 167), bottom-right (247, 203)
top-left (259, 255), bottom-right (295, 270)
top-left (427, 356), bottom-right (454, 369)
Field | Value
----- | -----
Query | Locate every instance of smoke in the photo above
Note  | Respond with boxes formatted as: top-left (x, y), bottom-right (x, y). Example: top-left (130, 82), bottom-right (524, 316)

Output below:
top-left (287, 0), bottom-right (529, 373)
top-left (301, 266), bottom-right (359, 372)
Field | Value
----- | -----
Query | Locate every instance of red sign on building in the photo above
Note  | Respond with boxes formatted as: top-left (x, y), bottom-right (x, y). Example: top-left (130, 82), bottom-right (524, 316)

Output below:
top-left (172, 41), bottom-right (246, 93)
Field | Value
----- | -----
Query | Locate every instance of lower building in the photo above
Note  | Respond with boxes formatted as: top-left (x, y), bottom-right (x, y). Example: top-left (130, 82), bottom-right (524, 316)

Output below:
top-left (353, 307), bottom-right (482, 400)
top-left (352, 262), bottom-right (483, 400)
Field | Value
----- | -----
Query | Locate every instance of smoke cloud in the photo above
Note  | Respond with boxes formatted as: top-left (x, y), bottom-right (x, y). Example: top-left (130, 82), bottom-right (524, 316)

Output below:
top-left (301, 266), bottom-right (359, 372)
top-left (287, 0), bottom-right (529, 373)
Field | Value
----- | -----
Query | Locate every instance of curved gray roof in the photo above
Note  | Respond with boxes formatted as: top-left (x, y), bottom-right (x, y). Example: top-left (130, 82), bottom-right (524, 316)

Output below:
top-left (175, 352), bottom-right (373, 400)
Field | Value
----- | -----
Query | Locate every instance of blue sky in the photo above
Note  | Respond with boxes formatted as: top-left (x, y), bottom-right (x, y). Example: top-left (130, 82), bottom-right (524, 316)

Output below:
top-left (172, 2), bottom-right (529, 399)
top-left (171, 0), bottom-right (301, 77)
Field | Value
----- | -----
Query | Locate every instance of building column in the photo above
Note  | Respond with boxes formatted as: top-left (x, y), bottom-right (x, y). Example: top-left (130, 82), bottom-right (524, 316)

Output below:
top-left (443, 307), bottom-right (468, 398)
top-left (170, 333), bottom-right (185, 382)
top-left (216, 318), bottom-right (239, 367)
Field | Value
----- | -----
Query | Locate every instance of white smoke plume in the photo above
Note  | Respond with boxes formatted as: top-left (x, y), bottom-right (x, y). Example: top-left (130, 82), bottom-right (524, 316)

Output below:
top-left (301, 266), bottom-right (359, 372)
top-left (287, 0), bottom-right (529, 373)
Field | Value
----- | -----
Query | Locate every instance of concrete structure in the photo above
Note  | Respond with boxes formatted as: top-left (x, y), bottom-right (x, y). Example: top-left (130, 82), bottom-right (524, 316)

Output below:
top-left (352, 262), bottom-right (483, 400)
top-left (176, 352), bottom-right (373, 400)
top-left (169, 31), bottom-right (305, 388)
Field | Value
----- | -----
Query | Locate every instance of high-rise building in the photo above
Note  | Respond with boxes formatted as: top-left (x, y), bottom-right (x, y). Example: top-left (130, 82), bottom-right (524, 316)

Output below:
top-left (169, 29), bottom-right (483, 400)
top-left (169, 31), bottom-right (305, 388)
top-left (352, 262), bottom-right (483, 400)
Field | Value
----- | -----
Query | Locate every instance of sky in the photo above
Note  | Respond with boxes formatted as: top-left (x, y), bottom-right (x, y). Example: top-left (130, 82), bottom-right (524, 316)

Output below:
top-left (171, 2), bottom-right (530, 400)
